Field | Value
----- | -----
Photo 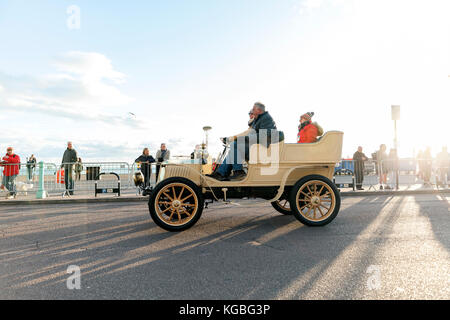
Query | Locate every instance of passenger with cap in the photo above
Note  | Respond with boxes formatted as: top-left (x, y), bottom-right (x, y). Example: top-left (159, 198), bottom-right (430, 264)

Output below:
top-left (297, 112), bottom-right (323, 144)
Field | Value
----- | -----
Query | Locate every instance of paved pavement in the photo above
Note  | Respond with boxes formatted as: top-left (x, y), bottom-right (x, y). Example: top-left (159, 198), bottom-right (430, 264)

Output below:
top-left (0, 194), bottom-right (449, 300)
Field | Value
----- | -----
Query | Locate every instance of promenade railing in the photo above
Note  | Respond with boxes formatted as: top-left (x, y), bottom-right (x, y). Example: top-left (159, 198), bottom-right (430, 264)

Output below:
top-left (0, 157), bottom-right (448, 198)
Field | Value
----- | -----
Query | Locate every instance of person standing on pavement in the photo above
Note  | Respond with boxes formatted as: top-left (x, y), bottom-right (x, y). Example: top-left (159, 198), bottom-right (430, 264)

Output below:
top-left (135, 148), bottom-right (156, 187)
top-left (387, 148), bottom-right (399, 189)
top-left (416, 150), bottom-right (424, 180)
top-left (376, 144), bottom-right (389, 190)
top-left (155, 143), bottom-right (170, 180)
top-left (61, 141), bottom-right (78, 195)
top-left (74, 157), bottom-right (83, 181)
top-left (436, 146), bottom-right (449, 186)
top-left (1, 147), bottom-right (21, 199)
top-left (26, 154), bottom-right (37, 182)
top-left (422, 147), bottom-right (433, 187)
top-left (353, 146), bottom-right (368, 190)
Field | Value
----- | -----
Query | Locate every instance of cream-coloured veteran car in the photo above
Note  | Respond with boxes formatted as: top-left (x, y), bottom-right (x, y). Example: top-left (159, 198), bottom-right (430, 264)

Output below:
top-left (148, 131), bottom-right (344, 232)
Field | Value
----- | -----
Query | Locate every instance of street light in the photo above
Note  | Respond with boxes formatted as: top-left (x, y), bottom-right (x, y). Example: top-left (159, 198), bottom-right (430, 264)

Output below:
top-left (203, 126), bottom-right (212, 151)
top-left (391, 105), bottom-right (400, 190)
top-left (202, 126), bottom-right (212, 165)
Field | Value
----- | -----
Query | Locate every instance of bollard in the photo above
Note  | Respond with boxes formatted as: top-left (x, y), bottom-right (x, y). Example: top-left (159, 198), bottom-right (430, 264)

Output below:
top-left (36, 161), bottom-right (47, 199)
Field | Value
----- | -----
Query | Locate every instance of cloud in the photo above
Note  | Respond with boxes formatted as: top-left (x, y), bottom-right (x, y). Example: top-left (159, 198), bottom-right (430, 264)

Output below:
top-left (54, 51), bottom-right (126, 84)
top-left (0, 51), bottom-right (147, 129)
top-left (0, 51), bottom-right (161, 161)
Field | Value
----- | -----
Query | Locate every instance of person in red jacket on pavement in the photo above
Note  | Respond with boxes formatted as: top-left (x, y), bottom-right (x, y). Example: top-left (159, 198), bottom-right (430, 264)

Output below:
top-left (0, 147), bottom-right (21, 199)
top-left (297, 112), bottom-right (323, 143)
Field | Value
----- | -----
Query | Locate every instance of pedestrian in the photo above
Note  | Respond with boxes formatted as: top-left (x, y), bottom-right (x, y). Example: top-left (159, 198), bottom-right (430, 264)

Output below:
top-left (0, 147), bottom-right (21, 199)
top-left (191, 145), bottom-right (201, 160)
top-left (416, 150), bottom-right (424, 180)
top-left (74, 158), bottom-right (83, 181)
top-left (436, 146), bottom-right (449, 187)
top-left (26, 154), bottom-right (37, 182)
top-left (422, 147), bottom-right (433, 186)
top-left (155, 143), bottom-right (170, 180)
top-left (135, 148), bottom-right (155, 187)
top-left (61, 141), bottom-right (78, 196)
top-left (376, 144), bottom-right (389, 190)
top-left (353, 146), bottom-right (368, 190)
top-left (387, 148), bottom-right (398, 189)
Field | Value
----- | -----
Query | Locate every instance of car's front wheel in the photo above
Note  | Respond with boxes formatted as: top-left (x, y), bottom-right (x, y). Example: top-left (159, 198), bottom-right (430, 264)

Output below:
top-left (148, 177), bottom-right (204, 232)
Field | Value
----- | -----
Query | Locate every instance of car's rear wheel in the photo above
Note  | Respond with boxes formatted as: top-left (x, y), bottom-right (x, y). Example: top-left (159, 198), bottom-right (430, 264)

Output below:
top-left (271, 199), bottom-right (293, 215)
top-left (289, 175), bottom-right (340, 226)
top-left (148, 177), bottom-right (204, 232)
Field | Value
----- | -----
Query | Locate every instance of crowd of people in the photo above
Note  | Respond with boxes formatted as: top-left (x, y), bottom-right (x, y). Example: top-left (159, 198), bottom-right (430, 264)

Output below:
top-left (0, 141), bottom-right (171, 199)
top-left (134, 143), bottom-right (171, 188)
top-left (352, 145), bottom-right (449, 190)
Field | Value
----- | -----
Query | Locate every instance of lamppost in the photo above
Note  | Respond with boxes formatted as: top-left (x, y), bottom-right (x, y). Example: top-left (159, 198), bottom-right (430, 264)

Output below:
top-left (391, 105), bottom-right (400, 190)
top-left (202, 126), bottom-right (212, 165)
top-left (203, 126), bottom-right (212, 150)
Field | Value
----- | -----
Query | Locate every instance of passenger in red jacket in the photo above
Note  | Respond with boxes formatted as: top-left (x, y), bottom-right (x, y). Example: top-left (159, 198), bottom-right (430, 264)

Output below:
top-left (297, 112), bottom-right (323, 143)
top-left (1, 147), bottom-right (21, 199)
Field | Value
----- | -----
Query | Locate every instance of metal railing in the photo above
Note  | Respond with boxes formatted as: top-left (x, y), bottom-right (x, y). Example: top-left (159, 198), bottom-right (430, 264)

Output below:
top-left (130, 162), bottom-right (159, 195)
top-left (55, 162), bottom-right (131, 194)
top-left (1, 157), bottom-right (449, 199)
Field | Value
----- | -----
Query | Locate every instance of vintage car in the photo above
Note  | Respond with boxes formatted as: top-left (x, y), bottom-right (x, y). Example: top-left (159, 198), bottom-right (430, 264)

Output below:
top-left (147, 131), bottom-right (344, 232)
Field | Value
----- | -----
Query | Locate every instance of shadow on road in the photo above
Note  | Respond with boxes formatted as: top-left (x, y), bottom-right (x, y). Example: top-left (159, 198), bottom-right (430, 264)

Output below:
top-left (415, 193), bottom-right (449, 252)
top-left (0, 196), bottom-right (415, 299)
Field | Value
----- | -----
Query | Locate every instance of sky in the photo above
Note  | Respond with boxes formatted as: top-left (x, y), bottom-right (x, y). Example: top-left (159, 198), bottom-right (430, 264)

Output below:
top-left (0, 0), bottom-right (449, 163)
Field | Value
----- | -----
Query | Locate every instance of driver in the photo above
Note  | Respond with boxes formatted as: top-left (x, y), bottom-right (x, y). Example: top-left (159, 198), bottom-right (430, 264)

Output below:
top-left (209, 102), bottom-right (282, 181)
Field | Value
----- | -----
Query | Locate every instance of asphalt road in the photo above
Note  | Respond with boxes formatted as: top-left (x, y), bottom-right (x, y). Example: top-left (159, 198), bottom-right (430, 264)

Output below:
top-left (0, 194), bottom-right (449, 300)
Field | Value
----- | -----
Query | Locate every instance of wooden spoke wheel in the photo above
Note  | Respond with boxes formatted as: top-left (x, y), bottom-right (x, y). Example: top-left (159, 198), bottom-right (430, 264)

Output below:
top-left (271, 199), bottom-right (292, 215)
top-left (148, 177), bottom-right (204, 232)
top-left (289, 175), bottom-right (341, 226)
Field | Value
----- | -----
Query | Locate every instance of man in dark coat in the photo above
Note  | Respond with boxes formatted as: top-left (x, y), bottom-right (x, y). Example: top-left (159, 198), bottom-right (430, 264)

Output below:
top-left (209, 102), bottom-right (283, 181)
top-left (135, 148), bottom-right (156, 187)
top-left (353, 146), bottom-right (368, 190)
top-left (61, 142), bottom-right (78, 195)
